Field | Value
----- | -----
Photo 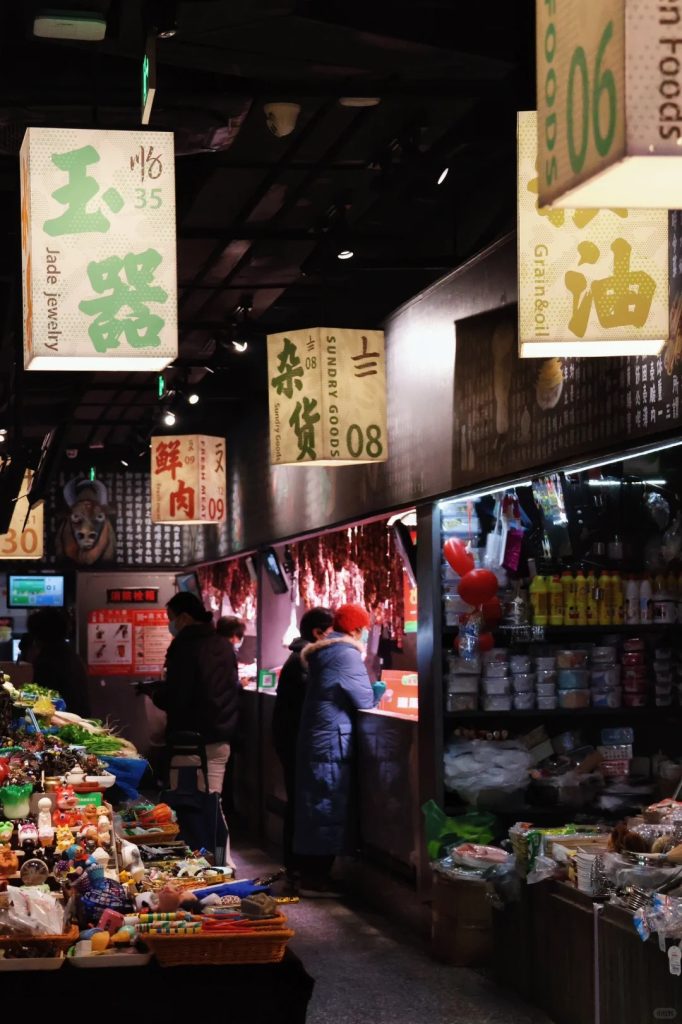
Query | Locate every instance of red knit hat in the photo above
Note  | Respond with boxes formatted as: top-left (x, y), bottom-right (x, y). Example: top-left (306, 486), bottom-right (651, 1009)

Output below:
top-left (333, 603), bottom-right (370, 635)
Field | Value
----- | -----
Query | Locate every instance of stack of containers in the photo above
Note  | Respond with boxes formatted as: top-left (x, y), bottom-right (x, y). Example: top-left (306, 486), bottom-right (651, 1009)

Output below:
top-left (590, 645), bottom-right (622, 708)
top-left (653, 647), bottom-right (673, 707)
top-left (482, 649), bottom-right (511, 712)
top-left (598, 727), bottom-right (634, 777)
top-left (622, 638), bottom-right (649, 707)
top-left (535, 654), bottom-right (558, 710)
top-left (510, 653), bottom-right (535, 710)
top-left (445, 652), bottom-right (481, 712)
top-left (556, 649), bottom-right (590, 709)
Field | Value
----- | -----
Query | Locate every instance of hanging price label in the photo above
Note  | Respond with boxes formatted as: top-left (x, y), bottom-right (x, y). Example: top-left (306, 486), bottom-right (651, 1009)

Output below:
top-left (668, 943), bottom-right (681, 976)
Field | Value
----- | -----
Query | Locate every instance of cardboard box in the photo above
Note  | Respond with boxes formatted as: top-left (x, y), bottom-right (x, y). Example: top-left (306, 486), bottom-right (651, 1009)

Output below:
top-left (431, 872), bottom-right (493, 966)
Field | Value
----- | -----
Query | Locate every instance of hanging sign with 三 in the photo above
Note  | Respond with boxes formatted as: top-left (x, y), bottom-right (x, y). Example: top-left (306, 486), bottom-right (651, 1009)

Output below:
top-left (267, 328), bottom-right (388, 465)
top-left (20, 127), bottom-right (177, 371)
top-left (0, 470), bottom-right (43, 561)
top-left (518, 110), bottom-right (669, 358)
top-left (537, 0), bottom-right (682, 209)
top-left (150, 435), bottom-right (227, 525)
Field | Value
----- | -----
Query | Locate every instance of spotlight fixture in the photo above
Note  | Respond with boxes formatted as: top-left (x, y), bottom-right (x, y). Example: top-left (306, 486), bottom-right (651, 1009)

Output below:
top-left (437, 167), bottom-right (449, 185)
top-left (120, 459), bottom-right (129, 468)
top-left (163, 410), bottom-right (176, 427)
top-left (337, 249), bottom-right (354, 260)
top-left (232, 340), bottom-right (248, 353)
top-left (188, 392), bottom-right (200, 405)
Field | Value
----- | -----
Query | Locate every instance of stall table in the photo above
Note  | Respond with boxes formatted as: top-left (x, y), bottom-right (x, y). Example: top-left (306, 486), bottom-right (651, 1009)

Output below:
top-left (494, 881), bottom-right (682, 1024)
top-left (0, 949), bottom-right (315, 1024)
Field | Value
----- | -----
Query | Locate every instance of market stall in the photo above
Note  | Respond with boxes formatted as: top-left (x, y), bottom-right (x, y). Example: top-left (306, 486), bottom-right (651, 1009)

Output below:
top-left (427, 437), bottom-right (682, 1009)
top-left (0, 679), bottom-right (313, 1020)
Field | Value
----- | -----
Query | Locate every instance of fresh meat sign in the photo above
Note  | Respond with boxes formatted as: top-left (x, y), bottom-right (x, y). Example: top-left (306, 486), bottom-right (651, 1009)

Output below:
top-left (150, 434), bottom-right (227, 525)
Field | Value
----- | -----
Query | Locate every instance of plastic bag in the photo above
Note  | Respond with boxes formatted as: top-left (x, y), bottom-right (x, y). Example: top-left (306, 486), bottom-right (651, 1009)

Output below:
top-left (526, 854), bottom-right (560, 885)
top-left (102, 756), bottom-right (149, 802)
top-left (422, 799), bottom-right (497, 860)
top-left (0, 888), bottom-right (64, 936)
top-left (443, 739), bottom-right (531, 806)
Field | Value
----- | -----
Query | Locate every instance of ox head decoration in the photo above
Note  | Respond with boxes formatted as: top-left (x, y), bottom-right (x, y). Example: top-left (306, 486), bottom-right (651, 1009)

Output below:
top-left (56, 476), bottom-right (116, 566)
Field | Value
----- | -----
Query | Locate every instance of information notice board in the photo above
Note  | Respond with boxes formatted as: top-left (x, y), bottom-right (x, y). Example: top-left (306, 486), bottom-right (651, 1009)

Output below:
top-left (87, 609), bottom-right (168, 677)
top-left (453, 305), bottom-right (682, 486)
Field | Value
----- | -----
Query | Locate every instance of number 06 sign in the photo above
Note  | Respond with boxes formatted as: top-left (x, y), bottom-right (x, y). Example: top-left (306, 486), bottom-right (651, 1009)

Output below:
top-left (267, 328), bottom-right (387, 465)
top-left (538, 0), bottom-right (682, 209)
top-left (150, 435), bottom-right (226, 525)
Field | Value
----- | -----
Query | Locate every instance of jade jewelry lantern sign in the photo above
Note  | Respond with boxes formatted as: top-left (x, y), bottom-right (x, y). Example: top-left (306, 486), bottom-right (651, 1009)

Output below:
top-left (20, 127), bottom-right (177, 370)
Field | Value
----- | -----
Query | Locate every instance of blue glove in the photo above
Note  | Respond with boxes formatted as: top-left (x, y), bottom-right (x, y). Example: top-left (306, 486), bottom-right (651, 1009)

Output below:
top-left (372, 681), bottom-right (387, 703)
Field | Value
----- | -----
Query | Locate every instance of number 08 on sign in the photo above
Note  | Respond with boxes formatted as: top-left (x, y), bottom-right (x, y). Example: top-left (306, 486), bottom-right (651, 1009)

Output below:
top-left (538, 0), bottom-right (682, 208)
top-left (150, 435), bottom-right (226, 525)
top-left (267, 328), bottom-right (387, 465)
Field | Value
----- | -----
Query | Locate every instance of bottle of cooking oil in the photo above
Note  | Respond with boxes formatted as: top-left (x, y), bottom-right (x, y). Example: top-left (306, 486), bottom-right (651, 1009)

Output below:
top-left (611, 571), bottom-right (624, 625)
top-left (529, 575), bottom-right (549, 626)
top-left (597, 570), bottom-right (612, 626)
top-left (549, 575), bottom-right (564, 627)
top-left (575, 570), bottom-right (588, 627)
top-left (586, 570), bottom-right (599, 626)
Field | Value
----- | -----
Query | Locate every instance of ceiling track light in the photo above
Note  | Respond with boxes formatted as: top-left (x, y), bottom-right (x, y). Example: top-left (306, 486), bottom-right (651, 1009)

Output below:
top-left (188, 392), bottom-right (200, 405)
top-left (232, 340), bottom-right (248, 353)
top-left (437, 167), bottom-right (449, 185)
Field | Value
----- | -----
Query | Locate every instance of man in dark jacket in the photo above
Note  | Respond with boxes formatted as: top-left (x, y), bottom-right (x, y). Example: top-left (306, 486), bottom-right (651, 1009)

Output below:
top-left (153, 592), bottom-right (239, 794)
top-left (272, 607), bottom-right (333, 887)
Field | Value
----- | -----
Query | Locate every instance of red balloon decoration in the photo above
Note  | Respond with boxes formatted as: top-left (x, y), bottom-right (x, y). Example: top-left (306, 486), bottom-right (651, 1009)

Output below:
top-left (443, 538), bottom-right (475, 577)
top-left (477, 632), bottom-right (495, 653)
top-left (482, 596), bottom-right (502, 626)
top-left (457, 569), bottom-right (499, 607)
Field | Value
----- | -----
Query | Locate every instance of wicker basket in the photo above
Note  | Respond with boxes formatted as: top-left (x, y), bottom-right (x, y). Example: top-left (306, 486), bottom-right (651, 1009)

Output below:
top-left (0, 924), bottom-right (79, 953)
top-left (144, 919), bottom-right (294, 966)
top-left (123, 823), bottom-right (180, 846)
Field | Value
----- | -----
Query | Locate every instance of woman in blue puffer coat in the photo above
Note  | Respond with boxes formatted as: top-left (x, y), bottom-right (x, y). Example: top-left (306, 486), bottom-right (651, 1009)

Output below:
top-left (294, 603), bottom-right (384, 896)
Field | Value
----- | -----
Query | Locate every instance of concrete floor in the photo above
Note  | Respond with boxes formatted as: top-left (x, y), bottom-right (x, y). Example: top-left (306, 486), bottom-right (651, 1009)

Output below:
top-left (231, 842), bottom-right (554, 1024)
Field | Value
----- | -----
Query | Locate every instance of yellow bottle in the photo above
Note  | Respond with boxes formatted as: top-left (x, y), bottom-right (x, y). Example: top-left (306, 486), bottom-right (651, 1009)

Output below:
top-left (597, 571), bottom-right (612, 626)
top-left (549, 575), bottom-right (564, 627)
top-left (611, 571), bottom-right (624, 625)
top-left (586, 571), bottom-right (598, 626)
top-left (561, 571), bottom-right (577, 626)
top-left (575, 571), bottom-right (588, 626)
top-left (529, 575), bottom-right (549, 626)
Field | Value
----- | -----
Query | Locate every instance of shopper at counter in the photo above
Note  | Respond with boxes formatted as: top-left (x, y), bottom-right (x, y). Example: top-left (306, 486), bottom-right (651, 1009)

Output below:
top-left (294, 603), bottom-right (381, 897)
top-left (24, 609), bottom-right (90, 717)
top-left (154, 592), bottom-right (240, 794)
top-left (273, 606), bottom-right (333, 889)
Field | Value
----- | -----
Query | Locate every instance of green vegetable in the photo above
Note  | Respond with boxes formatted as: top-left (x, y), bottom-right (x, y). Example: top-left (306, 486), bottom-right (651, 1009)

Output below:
top-left (56, 725), bottom-right (124, 755)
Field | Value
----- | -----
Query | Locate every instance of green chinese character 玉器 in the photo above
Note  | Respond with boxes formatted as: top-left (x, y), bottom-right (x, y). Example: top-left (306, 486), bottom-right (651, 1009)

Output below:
top-left (44, 145), bottom-right (124, 236)
top-left (78, 249), bottom-right (167, 352)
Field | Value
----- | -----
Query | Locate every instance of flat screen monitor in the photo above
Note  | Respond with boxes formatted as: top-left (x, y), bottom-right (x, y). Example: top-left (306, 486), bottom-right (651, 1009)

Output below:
top-left (175, 572), bottom-right (201, 599)
top-left (263, 547), bottom-right (288, 594)
top-left (8, 575), bottom-right (65, 608)
top-left (12, 638), bottom-right (21, 662)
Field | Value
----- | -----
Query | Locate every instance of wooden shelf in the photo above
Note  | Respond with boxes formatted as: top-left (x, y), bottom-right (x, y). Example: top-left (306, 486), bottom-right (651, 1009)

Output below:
top-left (444, 707), bottom-right (675, 720)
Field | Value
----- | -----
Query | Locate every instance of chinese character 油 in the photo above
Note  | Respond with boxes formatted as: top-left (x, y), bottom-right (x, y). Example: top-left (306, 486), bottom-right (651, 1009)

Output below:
top-left (78, 249), bottom-right (167, 352)
top-left (351, 336), bottom-right (380, 377)
top-left (289, 396), bottom-right (320, 461)
top-left (44, 146), bottom-right (123, 236)
top-left (154, 440), bottom-right (183, 480)
top-left (564, 239), bottom-right (656, 338)
top-left (271, 338), bottom-right (304, 398)
top-left (170, 480), bottom-right (195, 519)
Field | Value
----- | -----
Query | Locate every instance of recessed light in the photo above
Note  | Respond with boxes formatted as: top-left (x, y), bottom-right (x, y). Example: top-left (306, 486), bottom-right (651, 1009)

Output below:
top-left (163, 411), bottom-right (176, 427)
top-left (188, 393), bottom-right (200, 405)
top-left (232, 340), bottom-right (248, 353)
top-left (337, 249), bottom-right (354, 260)
top-left (437, 167), bottom-right (449, 186)
top-left (120, 459), bottom-right (129, 468)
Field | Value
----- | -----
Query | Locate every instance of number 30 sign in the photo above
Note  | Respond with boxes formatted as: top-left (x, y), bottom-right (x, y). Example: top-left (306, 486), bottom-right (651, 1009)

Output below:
top-left (0, 470), bottom-right (44, 560)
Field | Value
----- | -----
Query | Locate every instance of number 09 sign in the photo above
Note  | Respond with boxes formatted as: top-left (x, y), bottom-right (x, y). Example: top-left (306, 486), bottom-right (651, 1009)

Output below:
top-left (537, 0), bottom-right (682, 209)
top-left (150, 435), bottom-right (226, 525)
top-left (267, 328), bottom-right (388, 466)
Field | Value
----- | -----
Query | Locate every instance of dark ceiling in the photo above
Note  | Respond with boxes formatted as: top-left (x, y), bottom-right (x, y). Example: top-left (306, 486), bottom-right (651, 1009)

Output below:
top-left (0, 0), bottom-right (535, 473)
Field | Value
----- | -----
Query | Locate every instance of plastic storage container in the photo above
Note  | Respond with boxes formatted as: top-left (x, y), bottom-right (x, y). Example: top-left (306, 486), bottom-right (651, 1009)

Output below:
top-left (556, 650), bottom-right (589, 669)
top-left (446, 692), bottom-right (479, 712)
top-left (513, 692), bottom-right (536, 710)
top-left (591, 688), bottom-right (623, 708)
top-left (484, 663), bottom-right (510, 679)
top-left (509, 655), bottom-right (531, 673)
top-left (537, 695), bottom-right (558, 710)
top-left (482, 678), bottom-right (510, 696)
top-left (558, 669), bottom-right (590, 690)
top-left (483, 696), bottom-right (513, 712)
top-left (536, 681), bottom-right (557, 697)
top-left (483, 649), bottom-right (509, 666)
top-left (512, 674), bottom-right (536, 693)
top-left (558, 689), bottom-right (591, 709)
top-left (535, 656), bottom-right (557, 671)
top-left (592, 646), bottom-right (618, 665)
top-left (448, 676), bottom-right (479, 694)
top-left (590, 666), bottom-right (621, 688)
top-left (536, 669), bottom-right (558, 684)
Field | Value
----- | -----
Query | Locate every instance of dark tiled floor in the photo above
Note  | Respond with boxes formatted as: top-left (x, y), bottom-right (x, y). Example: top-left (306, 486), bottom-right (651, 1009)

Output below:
top-left (230, 843), bottom-right (553, 1024)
